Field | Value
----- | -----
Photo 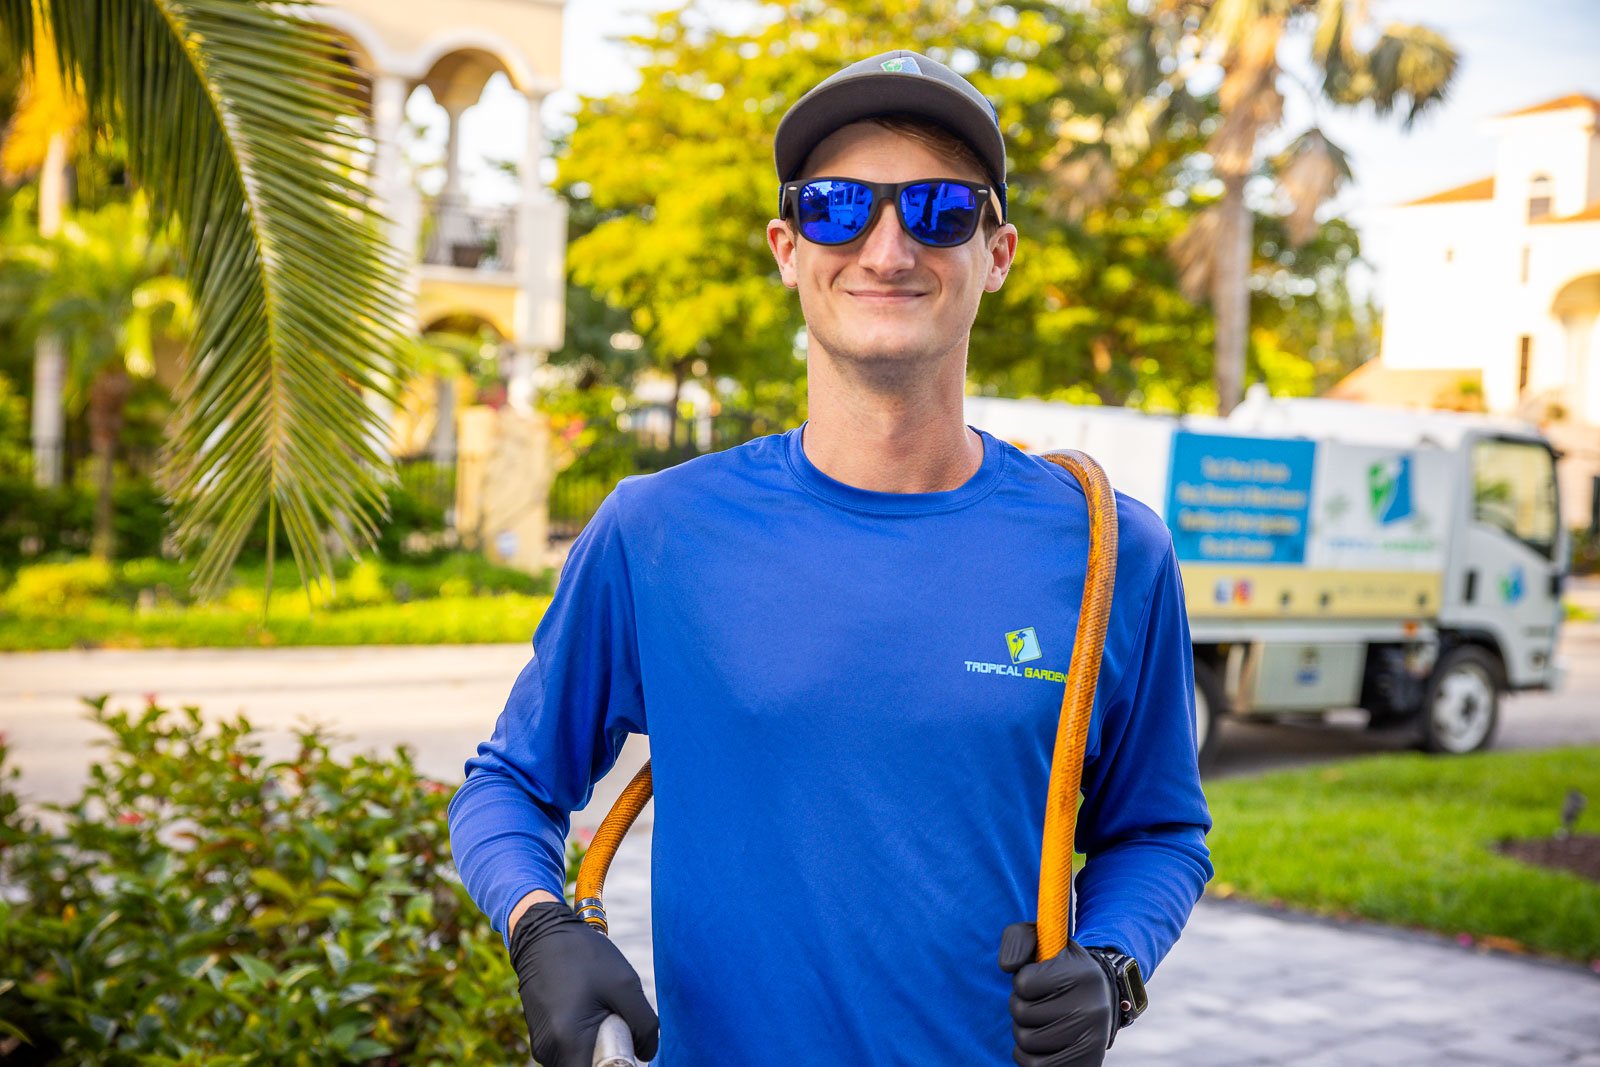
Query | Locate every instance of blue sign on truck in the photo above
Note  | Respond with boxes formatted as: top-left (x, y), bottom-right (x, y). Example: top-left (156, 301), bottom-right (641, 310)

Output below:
top-left (1165, 431), bottom-right (1317, 565)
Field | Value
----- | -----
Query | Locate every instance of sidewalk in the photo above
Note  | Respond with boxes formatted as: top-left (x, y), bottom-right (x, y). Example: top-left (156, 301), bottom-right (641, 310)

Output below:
top-left (603, 828), bottom-right (1600, 1067)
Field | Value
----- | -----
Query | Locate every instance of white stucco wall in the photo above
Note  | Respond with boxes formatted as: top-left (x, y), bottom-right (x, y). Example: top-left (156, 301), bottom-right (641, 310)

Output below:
top-left (1379, 102), bottom-right (1600, 420)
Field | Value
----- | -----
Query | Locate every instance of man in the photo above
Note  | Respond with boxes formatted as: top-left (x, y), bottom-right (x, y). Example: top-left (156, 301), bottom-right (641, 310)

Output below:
top-left (449, 49), bottom-right (1212, 1067)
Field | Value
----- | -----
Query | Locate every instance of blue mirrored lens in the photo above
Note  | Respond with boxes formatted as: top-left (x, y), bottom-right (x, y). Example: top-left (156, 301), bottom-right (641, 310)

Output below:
top-left (899, 182), bottom-right (980, 246)
top-left (797, 180), bottom-right (875, 244)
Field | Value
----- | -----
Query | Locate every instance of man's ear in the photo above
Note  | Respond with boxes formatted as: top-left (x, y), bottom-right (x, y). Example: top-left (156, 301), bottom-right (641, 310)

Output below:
top-left (767, 218), bottom-right (799, 290)
top-left (985, 223), bottom-right (1018, 293)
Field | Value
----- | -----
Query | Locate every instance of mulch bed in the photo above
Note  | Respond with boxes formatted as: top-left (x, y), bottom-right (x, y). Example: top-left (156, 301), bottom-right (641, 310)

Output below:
top-left (1496, 834), bottom-right (1600, 884)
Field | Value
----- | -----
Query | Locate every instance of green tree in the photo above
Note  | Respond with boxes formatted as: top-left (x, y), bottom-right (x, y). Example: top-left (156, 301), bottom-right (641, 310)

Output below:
top-left (1159, 0), bottom-right (1455, 413)
top-left (0, 0), bottom-right (409, 596)
top-left (559, 0), bottom-right (1223, 412)
top-left (0, 198), bottom-right (188, 560)
top-left (1249, 214), bottom-right (1377, 395)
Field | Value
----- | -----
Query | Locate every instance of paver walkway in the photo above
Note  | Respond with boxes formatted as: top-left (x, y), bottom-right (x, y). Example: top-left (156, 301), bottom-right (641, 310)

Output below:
top-left (601, 827), bottom-right (1600, 1067)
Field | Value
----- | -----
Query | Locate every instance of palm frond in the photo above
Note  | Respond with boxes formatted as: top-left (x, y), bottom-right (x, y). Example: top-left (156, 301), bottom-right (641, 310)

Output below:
top-left (1364, 23), bottom-right (1457, 128)
top-left (0, 0), bottom-right (34, 67)
top-left (43, 0), bottom-right (409, 597)
top-left (1271, 127), bottom-right (1351, 246)
top-left (1169, 204), bottom-right (1221, 302)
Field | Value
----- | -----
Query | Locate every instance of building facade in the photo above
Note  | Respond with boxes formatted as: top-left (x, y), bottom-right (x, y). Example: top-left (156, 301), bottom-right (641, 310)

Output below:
top-left (314, 0), bottom-right (568, 570)
top-left (1357, 94), bottom-right (1600, 528)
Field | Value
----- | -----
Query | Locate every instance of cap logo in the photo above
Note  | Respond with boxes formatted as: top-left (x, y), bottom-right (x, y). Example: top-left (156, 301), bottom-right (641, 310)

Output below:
top-left (880, 56), bottom-right (921, 74)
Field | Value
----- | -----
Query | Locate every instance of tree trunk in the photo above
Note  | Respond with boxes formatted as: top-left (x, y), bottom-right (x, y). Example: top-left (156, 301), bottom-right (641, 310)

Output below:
top-left (1212, 173), bottom-right (1253, 416)
top-left (668, 358), bottom-right (687, 453)
top-left (31, 133), bottom-right (70, 487)
top-left (87, 367), bottom-right (131, 562)
top-left (31, 336), bottom-right (66, 487)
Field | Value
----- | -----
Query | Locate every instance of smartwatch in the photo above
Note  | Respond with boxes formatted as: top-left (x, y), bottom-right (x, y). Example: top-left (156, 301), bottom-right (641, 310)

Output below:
top-left (1085, 947), bottom-right (1148, 1049)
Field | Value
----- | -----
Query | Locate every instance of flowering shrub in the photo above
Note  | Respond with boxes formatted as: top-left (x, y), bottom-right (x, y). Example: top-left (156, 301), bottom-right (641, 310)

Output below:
top-left (0, 699), bottom-right (581, 1064)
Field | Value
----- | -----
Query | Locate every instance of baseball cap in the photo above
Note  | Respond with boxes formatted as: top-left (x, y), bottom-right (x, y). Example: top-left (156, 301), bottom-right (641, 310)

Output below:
top-left (774, 49), bottom-right (1008, 219)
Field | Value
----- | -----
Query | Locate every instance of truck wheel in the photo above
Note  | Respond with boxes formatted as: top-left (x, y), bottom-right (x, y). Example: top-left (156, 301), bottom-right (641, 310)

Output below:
top-left (1420, 646), bottom-right (1500, 755)
top-left (1193, 660), bottom-right (1224, 770)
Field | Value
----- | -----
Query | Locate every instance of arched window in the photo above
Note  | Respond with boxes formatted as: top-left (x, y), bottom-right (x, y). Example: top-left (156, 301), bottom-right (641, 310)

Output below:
top-left (1527, 174), bottom-right (1553, 221)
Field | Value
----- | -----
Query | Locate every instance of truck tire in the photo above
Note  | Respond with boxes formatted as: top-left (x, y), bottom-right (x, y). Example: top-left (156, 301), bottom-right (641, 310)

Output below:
top-left (1193, 659), bottom-right (1224, 770)
top-left (1419, 646), bottom-right (1500, 755)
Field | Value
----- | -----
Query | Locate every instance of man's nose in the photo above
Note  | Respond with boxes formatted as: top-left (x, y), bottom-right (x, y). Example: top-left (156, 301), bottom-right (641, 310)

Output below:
top-left (855, 201), bottom-right (916, 275)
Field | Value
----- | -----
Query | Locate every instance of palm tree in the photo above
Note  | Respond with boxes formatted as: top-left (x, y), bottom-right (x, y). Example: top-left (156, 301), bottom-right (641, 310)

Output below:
top-left (0, 198), bottom-right (190, 560)
top-left (0, 23), bottom-right (80, 487)
top-left (0, 0), bottom-right (408, 595)
top-left (1162, 0), bottom-right (1456, 413)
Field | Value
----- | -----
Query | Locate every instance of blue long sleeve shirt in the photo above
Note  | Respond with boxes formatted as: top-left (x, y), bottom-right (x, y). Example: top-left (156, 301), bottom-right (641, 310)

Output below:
top-left (448, 426), bottom-right (1212, 1065)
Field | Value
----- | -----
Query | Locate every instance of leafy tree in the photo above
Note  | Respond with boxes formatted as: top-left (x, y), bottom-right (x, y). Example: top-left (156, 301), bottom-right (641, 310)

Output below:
top-left (559, 0), bottom-right (1223, 412)
top-left (0, 198), bottom-right (188, 560)
top-left (1156, 0), bottom-right (1455, 413)
top-left (0, 0), bottom-right (409, 596)
top-left (1250, 214), bottom-right (1377, 395)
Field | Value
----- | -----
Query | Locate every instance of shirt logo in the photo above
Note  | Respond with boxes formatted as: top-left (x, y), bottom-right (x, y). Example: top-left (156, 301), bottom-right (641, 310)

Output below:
top-left (965, 626), bottom-right (1061, 682)
top-left (881, 56), bottom-right (921, 74)
top-left (1006, 627), bottom-right (1042, 664)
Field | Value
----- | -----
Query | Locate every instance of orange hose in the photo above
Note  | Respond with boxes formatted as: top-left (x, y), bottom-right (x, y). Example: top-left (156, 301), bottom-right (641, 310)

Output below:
top-left (574, 762), bottom-right (653, 934)
top-left (1035, 450), bottom-right (1118, 960)
top-left (574, 449), bottom-right (1119, 969)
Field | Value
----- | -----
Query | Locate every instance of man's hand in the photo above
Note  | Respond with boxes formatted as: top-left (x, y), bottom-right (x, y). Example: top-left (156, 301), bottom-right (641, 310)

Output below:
top-left (998, 921), bottom-right (1115, 1067)
top-left (509, 900), bottom-right (659, 1067)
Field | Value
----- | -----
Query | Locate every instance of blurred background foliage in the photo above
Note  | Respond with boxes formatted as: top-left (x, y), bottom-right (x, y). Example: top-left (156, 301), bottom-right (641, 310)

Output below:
top-left (0, 0), bottom-right (1440, 587)
top-left (554, 0), bottom-right (1399, 422)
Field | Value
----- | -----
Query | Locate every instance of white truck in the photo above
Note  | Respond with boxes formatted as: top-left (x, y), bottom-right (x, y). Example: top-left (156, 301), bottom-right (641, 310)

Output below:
top-left (966, 387), bottom-right (1568, 765)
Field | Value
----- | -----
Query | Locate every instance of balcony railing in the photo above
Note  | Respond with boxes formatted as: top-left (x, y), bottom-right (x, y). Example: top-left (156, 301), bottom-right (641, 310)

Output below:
top-left (421, 198), bottom-right (517, 273)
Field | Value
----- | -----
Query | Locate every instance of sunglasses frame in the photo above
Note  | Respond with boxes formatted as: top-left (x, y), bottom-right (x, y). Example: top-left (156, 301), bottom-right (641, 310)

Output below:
top-left (778, 176), bottom-right (1000, 248)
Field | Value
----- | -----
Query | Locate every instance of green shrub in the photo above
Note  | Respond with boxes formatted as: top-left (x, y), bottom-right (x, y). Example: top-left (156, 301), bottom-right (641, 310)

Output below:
top-left (372, 483), bottom-right (451, 561)
top-left (1571, 528), bottom-right (1599, 577)
top-left (0, 476), bottom-right (169, 565)
top-left (3, 558), bottom-right (114, 611)
top-left (0, 472), bottom-right (454, 570)
top-left (380, 554), bottom-right (551, 600)
top-left (0, 699), bottom-right (581, 1064)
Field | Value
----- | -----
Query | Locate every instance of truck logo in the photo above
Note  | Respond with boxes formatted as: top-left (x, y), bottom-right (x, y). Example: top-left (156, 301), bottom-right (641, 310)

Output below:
top-left (1006, 627), bottom-right (1043, 664)
top-left (1367, 456), bottom-right (1414, 525)
top-left (1501, 567), bottom-right (1525, 605)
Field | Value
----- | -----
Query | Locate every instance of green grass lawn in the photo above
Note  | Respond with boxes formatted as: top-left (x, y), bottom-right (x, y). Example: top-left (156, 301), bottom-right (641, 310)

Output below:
top-left (1205, 746), bottom-right (1600, 963)
top-left (0, 555), bottom-right (553, 649)
top-left (0, 594), bottom-right (551, 650)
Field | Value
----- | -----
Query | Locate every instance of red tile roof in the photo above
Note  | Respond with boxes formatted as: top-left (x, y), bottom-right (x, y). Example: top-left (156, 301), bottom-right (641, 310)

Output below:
top-left (1535, 200), bottom-right (1600, 224)
top-left (1326, 361), bottom-right (1485, 412)
top-left (1496, 93), bottom-right (1600, 119)
top-left (1400, 176), bottom-right (1494, 207)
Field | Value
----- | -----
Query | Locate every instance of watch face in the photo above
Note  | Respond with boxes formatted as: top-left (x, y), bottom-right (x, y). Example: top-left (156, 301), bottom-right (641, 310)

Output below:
top-left (1122, 957), bottom-right (1148, 1016)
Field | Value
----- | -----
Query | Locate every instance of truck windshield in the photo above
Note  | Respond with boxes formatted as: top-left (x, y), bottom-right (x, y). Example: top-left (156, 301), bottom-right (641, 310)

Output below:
top-left (1472, 438), bottom-right (1559, 559)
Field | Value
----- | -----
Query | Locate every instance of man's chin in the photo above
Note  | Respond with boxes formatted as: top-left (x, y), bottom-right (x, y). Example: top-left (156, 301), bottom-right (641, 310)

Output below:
top-left (828, 340), bottom-right (938, 367)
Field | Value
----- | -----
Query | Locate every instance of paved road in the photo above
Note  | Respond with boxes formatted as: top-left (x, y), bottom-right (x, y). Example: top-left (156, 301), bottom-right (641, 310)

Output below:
top-left (4, 626), bottom-right (1593, 806)
top-left (0, 643), bottom-right (652, 830)
top-left (2, 630), bottom-right (1596, 1064)
top-left (1209, 621), bottom-right (1600, 779)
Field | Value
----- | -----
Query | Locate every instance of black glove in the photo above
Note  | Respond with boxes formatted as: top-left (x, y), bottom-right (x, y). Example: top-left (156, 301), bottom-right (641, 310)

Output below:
top-left (509, 901), bottom-right (659, 1067)
top-left (998, 921), bottom-right (1116, 1067)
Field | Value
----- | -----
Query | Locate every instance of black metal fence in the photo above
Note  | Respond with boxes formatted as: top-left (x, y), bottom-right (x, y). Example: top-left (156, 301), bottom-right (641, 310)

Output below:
top-left (6, 405), bottom-right (780, 550)
top-left (547, 405), bottom-right (784, 540)
top-left (394, 455), bottom-right (457, 520)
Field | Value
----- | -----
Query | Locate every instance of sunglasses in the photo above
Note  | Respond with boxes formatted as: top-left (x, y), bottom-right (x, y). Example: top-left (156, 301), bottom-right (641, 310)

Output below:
top-left (779, 177), bottom-right (999, 248)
